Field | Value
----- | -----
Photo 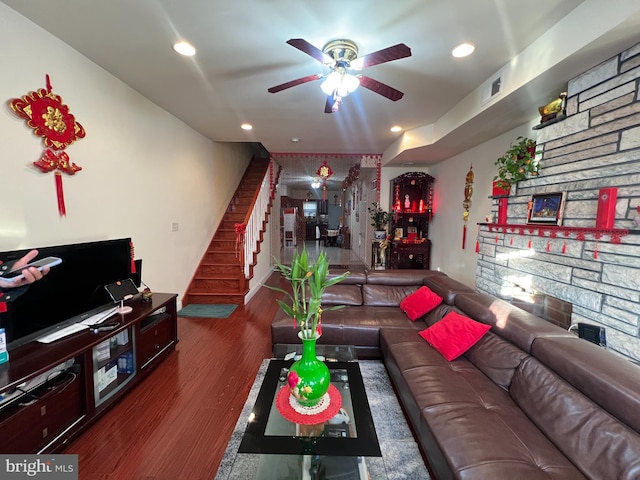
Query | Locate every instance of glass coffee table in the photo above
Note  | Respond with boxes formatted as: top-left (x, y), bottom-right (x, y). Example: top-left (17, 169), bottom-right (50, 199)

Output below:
top-left (226, 348), bottom-right (386, 479)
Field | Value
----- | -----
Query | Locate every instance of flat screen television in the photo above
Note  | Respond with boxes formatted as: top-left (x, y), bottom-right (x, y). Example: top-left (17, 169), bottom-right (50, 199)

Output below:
top-left (0, 238), bottom-right (135, 350)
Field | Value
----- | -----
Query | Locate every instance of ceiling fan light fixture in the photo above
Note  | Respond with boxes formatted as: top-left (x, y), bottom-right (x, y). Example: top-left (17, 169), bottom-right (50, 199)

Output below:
top-left (390, 125), bottom-right (402, 132)
top-left (343, 74), bottom-right (360, 93)
top-left (321, 71), bottom-right (359, 97)
top-left (320, 71), bottom-right (341, 95)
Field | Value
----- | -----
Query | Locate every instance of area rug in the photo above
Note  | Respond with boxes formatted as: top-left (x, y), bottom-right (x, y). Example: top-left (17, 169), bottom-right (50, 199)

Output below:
top-left (177, 304), bottom-right (237, 318)
top-left (214, 359), bottom-right (430, 479)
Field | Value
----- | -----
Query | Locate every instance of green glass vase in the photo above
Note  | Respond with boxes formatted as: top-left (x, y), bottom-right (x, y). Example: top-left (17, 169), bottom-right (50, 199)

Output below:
top-left (287, 333), bottom-right (330, 407)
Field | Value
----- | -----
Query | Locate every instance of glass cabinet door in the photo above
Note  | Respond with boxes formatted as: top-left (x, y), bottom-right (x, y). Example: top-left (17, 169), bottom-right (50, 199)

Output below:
top-left (92, 327), bottom-right (136, 407)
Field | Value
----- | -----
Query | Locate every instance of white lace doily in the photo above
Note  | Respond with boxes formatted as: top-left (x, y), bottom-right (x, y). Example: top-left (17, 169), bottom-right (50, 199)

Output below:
top-left (289, 391), bottom-right (331, 415)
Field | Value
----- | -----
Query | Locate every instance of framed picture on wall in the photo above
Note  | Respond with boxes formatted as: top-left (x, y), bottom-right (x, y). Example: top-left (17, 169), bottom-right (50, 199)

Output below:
top-left (394, 228), bottom-right (404, 240)
top-left (527, 192), bottom-right (566, 225)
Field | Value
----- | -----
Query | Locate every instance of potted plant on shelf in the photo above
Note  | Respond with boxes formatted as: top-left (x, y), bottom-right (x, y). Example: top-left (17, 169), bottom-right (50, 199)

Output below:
top-left (368, 203), bottom-right (390, 240)
top-left (265, 249), bottom-right (350, 407)
top-left (493, 136), bottom-right (541, 196)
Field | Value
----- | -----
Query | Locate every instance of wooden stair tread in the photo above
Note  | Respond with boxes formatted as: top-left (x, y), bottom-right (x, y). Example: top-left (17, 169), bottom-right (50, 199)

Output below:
top-left (188, 291), bottom-right (248, 297)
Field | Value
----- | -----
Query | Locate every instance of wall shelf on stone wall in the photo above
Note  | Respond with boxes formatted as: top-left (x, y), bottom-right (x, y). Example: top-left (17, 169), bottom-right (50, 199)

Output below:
top-left (478, 223), bottom-right (637, 243)
top-left (532, 113), bottom-right (566, 130)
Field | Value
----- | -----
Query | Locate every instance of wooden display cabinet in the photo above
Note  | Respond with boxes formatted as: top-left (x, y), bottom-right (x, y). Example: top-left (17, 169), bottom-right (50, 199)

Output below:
top-left (388, 172), bottom-right (435, 269)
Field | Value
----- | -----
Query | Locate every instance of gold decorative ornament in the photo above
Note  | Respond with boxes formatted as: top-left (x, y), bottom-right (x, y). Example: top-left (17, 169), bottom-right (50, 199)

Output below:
top-left (462, 165), bottom-right (474, 248)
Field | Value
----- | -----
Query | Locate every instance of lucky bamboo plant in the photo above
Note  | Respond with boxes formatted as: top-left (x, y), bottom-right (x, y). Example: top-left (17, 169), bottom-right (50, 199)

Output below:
top-left (266, 249), bottom-right (350, 339)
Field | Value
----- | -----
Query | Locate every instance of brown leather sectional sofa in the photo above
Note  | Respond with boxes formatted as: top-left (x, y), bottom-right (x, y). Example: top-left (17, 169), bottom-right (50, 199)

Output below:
top-left (270, 269), bottom-right (640, 479)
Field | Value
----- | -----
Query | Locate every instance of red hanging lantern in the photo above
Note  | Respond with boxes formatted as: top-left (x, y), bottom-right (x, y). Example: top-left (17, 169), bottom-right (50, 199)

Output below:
top-left (316, 160), bottom-right (334, 200)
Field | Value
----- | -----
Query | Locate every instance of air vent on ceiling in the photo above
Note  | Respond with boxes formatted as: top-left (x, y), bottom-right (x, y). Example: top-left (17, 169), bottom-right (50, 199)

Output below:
top-left (481, 69), bottom-right (504, 106)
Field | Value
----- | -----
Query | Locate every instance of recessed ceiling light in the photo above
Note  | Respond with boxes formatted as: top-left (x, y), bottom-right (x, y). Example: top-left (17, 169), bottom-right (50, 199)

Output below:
top-left (240, 123), bottom-right (253, 131)
top-left (452, 42), bottom-right (476, 58)
top-left (291, 137), bottom-right (300, 143)
top-left (173, 41), bottom-right (196, 57)
top-left (390, 126), bottom-right (402, 133)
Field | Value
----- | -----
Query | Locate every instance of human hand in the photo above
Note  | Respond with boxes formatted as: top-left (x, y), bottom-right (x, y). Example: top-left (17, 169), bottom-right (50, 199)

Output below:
top-left (0, 250), bottom-right (50, 289)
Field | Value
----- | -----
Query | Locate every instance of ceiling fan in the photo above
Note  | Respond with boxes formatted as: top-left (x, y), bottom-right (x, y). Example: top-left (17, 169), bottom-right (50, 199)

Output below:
top-left (268, 38), bottom-right (411, 113)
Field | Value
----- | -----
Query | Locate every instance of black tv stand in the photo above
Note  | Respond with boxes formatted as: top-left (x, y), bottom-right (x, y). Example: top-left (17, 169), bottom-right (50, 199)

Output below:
top-left (0, 293), bottom-right (177, 454)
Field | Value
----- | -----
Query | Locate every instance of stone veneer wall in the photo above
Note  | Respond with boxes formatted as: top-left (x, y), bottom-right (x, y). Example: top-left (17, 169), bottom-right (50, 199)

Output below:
top-left (477, 41), bottom-right (640, 361)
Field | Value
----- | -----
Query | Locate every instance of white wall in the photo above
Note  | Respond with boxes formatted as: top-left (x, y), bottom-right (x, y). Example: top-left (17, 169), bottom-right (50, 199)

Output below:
top-left (0, 4), bottom-right (253, 304)
top-left (428, 123), bottom-right (536, 286)
top-left (378, 122), bottom-right (537, 286)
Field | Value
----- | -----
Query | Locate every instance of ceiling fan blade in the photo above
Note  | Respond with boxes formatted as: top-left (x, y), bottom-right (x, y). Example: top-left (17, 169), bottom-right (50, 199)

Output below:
top-left (287, 38), bottom-right (332, 64)
top-left (351, 43), bottom-right (411, 70)
top-left (268, 74), bottom-right (322, 93)
top-left (358, 76), bottom-right (404, 101)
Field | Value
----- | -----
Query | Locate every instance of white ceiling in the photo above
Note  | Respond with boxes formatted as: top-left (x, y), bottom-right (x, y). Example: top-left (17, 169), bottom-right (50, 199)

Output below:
top-left (4, 0), bottom-right (640, 190)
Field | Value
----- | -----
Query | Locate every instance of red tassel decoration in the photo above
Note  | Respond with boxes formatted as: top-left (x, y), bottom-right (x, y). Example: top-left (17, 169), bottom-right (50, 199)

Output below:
top-left (475, 239), bottom-right (480, 253)
top-left (462, 224), bottom-right (467, 250)
top-left (510, 237), bottom-right (513, 246)
top-left (546, 240), bottom-right (551, 252)
top-left (495, 235), bottom-right (499, 244)
top-left (594, 241), bottom-right (599, 259)
top-left (528, 238), bottom-right (532, 249)
top-left (130, 241), bottom-right (136, 274)
top-left (54, 172), bottom-right (66, 216)
top-left (562, 241), bottom-right (567, 254)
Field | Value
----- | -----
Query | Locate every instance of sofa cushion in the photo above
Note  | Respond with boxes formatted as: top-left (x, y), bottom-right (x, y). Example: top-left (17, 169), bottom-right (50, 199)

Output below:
top-left (365, 269), bottom-right (429, 286)
top-left (419, 312), bottom-right (491, 361)
top-left (454, 292), bottom-right (574, 353)
top-left (400, 286), bottom-right (443, 321)
top-left (320, 284), bottom-right (363, 306)
top-left (532, 336), bottom-right (640, 435)
top-left (463, 330), bottom-right (530, 390)
top-left (327, 267), bottom-right (366, 285)
top-left (362, 284), bottom-right (419, 306)
top-left (380, 329), bottom-right (585, 479)
top-left (423, 274), bottom-right (475, 305)
top-left (510, 356), bottom-right (640, 479)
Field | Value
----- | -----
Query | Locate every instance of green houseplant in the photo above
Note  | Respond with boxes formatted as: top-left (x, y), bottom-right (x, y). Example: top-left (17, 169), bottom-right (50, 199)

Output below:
top-left (368, 203), bottom-right (390, 239)
top-left (266, 249), bottom-right (350, 406)
top-left (493, 136), bottom-right (541, 195)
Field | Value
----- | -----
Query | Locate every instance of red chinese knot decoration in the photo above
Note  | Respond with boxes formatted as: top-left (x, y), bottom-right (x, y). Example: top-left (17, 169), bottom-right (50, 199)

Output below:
top-left (316, 161), bottom-right (334, 200)
top-left (234, 223), bottom-right (247, 259)
top-left (10, 75), bottom-right (86, 216)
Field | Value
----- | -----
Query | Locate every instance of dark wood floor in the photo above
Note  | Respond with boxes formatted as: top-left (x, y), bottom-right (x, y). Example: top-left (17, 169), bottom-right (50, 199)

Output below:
top-left (63, 273), bottom-right (285, 479)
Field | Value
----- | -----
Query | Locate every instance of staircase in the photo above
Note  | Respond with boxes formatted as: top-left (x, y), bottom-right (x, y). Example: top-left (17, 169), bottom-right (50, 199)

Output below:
top-left (183, 157), bottom-right (279, 305)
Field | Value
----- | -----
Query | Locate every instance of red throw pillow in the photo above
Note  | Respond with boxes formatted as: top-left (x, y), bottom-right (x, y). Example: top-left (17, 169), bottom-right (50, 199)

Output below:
top-left (419, 312), bottom-right (491, 361)
top-left (400, 286), bottom-right (443, 321)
